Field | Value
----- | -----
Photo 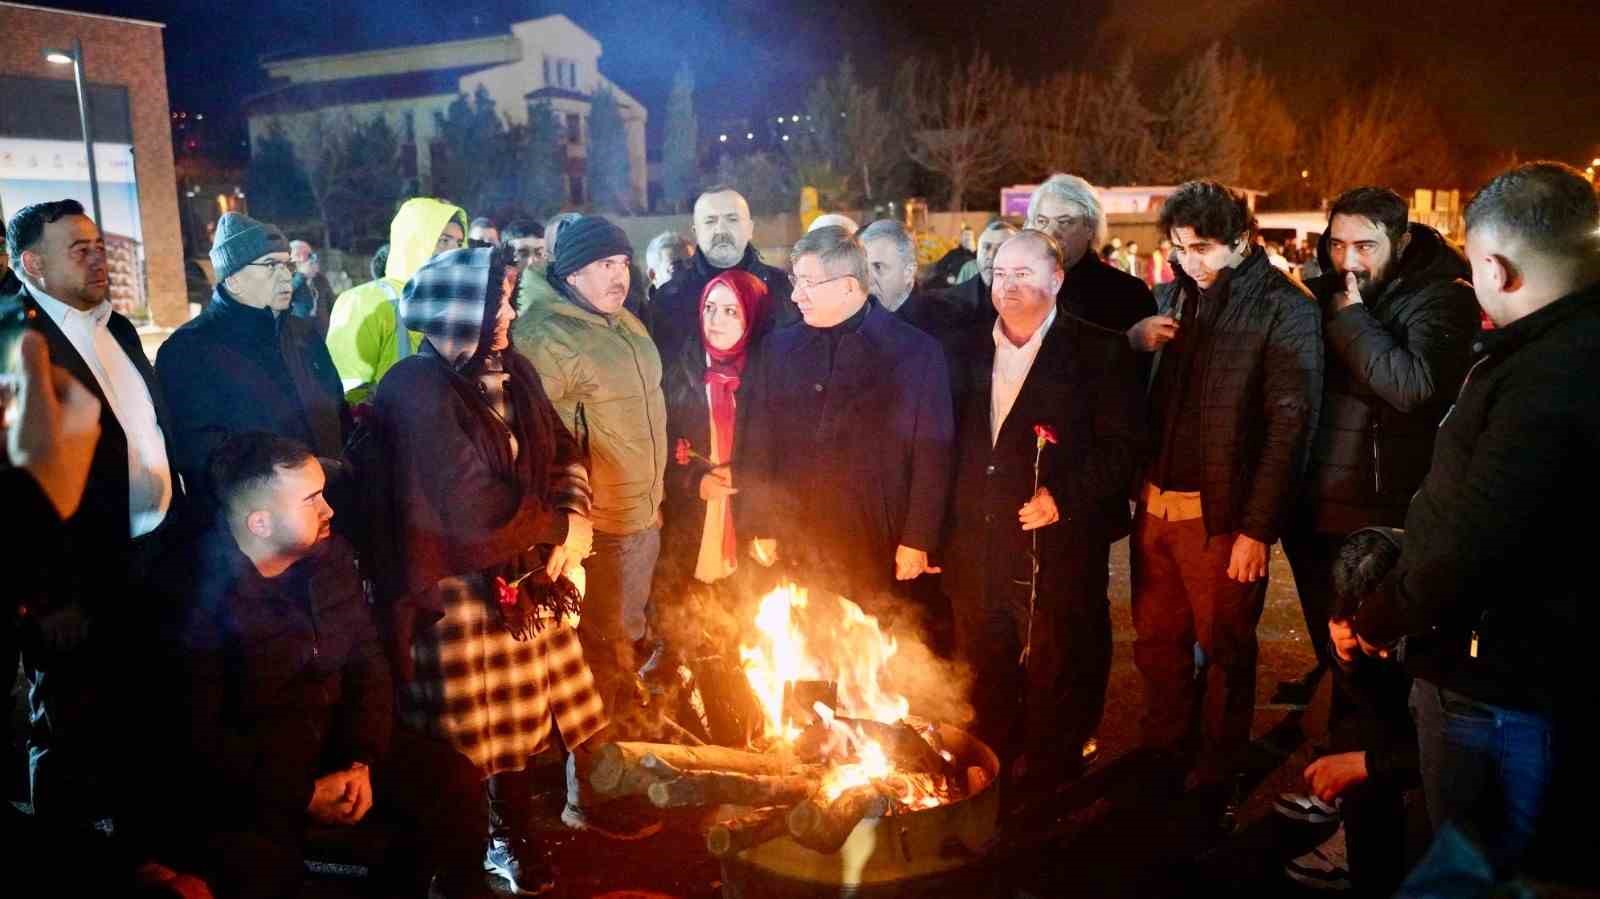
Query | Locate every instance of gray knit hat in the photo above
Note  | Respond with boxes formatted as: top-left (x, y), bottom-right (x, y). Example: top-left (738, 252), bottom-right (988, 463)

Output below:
top-left (210, 211), bottom-right (288, 283)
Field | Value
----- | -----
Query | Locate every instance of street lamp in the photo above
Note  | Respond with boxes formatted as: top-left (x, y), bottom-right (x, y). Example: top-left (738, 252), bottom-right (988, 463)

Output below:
top-left (42, 38), bottom-right (103, 230)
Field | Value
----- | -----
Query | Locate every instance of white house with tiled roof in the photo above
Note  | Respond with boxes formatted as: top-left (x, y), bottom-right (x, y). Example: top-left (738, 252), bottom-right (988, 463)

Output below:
top-left (245, 14), bottom-right (647, 209)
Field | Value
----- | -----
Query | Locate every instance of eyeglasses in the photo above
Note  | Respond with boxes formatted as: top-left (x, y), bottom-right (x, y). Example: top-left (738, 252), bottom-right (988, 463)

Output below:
top-left (788, 272), bottom-right (854, 292)
top-left (245, 259), bottom-right (297, 276)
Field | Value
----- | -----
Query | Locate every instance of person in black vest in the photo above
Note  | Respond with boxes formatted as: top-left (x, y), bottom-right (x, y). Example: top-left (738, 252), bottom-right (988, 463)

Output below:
top-left (2, 199), bottom-right (185, 834)
top-left (1354, 162), bottom-right (1600, 883)
top-left (943, 230), bottom-right (1145, 803)
top-left (647, 186), bottom-right (796, 362)
top-left (156, 212), bottom-right (349, 512)
top-left (1272, 188), bottom-right (1480, 711)
top-left (1131, 181), bottom-right (1323, 812)
top-left (738, 225), bottom-right (953, 623)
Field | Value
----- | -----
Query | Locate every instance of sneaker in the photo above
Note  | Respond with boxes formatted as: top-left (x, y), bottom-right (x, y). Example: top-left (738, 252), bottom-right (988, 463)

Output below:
top-left (485, 836), bottom-right (556, 896)
top-left (560, 802), bottom-right (663, 841)
top-left (1285, 825), bottom-right (1352, 890)
top-left (1274, 792), bottom-right (1340, 824)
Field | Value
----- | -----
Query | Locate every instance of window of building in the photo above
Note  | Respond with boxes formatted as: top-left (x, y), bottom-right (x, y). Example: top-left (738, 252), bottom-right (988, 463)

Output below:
top-left (568, 174), bottom-right (585, 205)
top-left (566, 113), bottom-right (581, 144)
top-left (560, 60), bottom-right (577, 89)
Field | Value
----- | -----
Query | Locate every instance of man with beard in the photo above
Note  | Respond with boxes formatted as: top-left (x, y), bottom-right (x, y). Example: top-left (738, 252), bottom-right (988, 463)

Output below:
top-left (647, 186), bottom-right (795, 362)
top-left (1272, 188), bottom-right (1480, 711)
top-left (1025, 175), bottom-right (1159, 359)
top-left (738, 226), bottom-right (953, 620)
top-left (943, 230), bottom-right (1144, 803)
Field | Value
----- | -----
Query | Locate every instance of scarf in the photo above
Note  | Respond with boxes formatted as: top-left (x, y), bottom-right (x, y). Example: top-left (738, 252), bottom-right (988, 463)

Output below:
top-left (698, 270), bottom-right (771, 576)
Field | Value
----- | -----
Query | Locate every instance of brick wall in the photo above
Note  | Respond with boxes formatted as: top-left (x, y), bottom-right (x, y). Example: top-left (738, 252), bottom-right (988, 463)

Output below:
top-left (0, 3), bottom-right (186, 327)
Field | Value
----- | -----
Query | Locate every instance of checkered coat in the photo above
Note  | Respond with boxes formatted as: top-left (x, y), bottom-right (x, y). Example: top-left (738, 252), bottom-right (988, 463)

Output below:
top-left (374, 246), bottom-right (607, 774)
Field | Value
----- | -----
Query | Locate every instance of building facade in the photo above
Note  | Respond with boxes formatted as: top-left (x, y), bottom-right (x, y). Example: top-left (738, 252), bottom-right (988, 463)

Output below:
top-left (0, 1), bottom-right (187, 327)
top-left (245, 14), bottom-right (648, 213)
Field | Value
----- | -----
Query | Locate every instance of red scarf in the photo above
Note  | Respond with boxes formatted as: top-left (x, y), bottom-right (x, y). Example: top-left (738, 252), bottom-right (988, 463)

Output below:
top-left (700, 270), bottom-right (771, 570)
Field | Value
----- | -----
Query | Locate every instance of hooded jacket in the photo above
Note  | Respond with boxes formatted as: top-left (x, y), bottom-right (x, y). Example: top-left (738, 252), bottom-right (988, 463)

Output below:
top-left (513, 281), bottom-right (667, 536)
top-left (1297, 223), bottom-right (1481, 532)
top-left (326, 198), bottom-right (468, 404)
top-left (371, 247), bottom-right (591, 612)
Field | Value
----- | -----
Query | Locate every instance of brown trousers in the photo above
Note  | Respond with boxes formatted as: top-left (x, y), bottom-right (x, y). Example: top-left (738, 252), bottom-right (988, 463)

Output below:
top-left (1130, 507), bottom-right (1268, 783)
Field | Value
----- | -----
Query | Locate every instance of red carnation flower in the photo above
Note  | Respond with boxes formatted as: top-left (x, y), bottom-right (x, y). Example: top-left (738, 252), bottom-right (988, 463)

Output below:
top-left (674, 437), bottom-right (693, 466)
top-left (1033, 423), bottom-right (1059, 446)
top-left (494, 576), bottom-right (519, 608)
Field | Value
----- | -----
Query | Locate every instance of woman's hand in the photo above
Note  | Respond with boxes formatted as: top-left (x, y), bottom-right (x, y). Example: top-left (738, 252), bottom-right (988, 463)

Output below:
top-left (699, 464), bottom-right (738, 501)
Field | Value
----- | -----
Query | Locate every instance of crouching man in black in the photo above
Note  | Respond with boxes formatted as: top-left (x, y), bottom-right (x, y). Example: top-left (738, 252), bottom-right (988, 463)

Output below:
top-left (170, 433), bottom-right (491, 899)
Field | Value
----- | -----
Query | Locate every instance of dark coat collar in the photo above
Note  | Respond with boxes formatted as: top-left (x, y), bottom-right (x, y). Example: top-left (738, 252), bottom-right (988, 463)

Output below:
top-left (1478, 280), bottom-right (1600, 357)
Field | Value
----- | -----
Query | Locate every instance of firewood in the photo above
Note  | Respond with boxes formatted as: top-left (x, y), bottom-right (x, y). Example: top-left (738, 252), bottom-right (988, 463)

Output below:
top-left (831, 717), bottom-right (958, 778)
top-left (787, 786), bottom-right (890, 854)
top-left (588, 741), bottom-right (799, 797)
top-left (705, 806), bottom-right (792, 857)
top-left (647, 770), bottom-right (818, 809)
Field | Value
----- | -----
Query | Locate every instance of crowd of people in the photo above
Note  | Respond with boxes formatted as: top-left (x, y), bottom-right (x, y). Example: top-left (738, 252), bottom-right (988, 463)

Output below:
top-left (0, 159), bottom-right (1595, 897)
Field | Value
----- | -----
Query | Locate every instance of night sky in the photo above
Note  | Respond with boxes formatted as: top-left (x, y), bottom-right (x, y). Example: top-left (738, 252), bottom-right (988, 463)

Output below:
top-left (26, 0), bottom-right (1600, 171)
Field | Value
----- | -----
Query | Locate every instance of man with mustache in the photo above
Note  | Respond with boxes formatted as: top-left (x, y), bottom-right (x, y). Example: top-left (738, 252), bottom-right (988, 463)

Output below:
top-left (1272, 188), bottom-right (1480, 712)
top-left (2, 199), bottom-right (182, 835)
top-left (157, 212), bottom-right (349, 509)
top-left (515, 217), bottom-right (668, 737)
top-left (646, 185), bottom-right (796, 363)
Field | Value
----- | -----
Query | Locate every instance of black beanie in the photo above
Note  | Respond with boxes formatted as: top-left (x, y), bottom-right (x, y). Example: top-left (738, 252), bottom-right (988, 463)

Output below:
top-left (549, 216), bottom-right (633, 282)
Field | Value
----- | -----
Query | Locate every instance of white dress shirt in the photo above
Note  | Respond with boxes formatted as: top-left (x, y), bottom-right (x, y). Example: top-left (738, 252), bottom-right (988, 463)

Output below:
top-left (990, 305), bottom-right (1058, 446)
top-left (28, 285), bottom-right (173, 537)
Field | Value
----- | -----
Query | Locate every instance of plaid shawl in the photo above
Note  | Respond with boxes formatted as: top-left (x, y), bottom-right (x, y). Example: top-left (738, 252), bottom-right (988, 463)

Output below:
top-left (401, 246), bottom-right (496, 368)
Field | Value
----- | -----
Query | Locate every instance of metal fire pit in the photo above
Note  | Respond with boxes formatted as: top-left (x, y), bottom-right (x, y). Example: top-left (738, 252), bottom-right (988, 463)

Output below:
top-left (720, 723), bottom-right (1001, 899)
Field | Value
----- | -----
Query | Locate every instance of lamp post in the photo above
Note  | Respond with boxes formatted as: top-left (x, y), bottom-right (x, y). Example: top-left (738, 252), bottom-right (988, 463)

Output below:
top-left (43, 38), bottom-right (103, 229)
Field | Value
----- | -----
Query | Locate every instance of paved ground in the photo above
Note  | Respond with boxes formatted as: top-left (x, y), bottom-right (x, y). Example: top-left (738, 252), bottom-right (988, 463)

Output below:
top-left (282, 538), bottom-right (1366, 898)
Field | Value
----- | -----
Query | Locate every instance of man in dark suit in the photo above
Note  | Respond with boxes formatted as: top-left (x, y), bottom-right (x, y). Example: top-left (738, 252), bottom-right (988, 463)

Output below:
top-left (943, 229), bottom-right (1145, 799)
top-left (2, 199), bottom-right (185, 831)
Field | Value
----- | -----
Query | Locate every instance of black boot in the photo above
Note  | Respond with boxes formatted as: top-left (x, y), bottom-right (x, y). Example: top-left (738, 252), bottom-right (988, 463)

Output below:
top-left (486, 771), bottom-right (556, 896)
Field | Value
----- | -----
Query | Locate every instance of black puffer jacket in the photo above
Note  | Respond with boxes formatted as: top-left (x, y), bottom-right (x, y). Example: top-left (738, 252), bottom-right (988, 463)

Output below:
top-left (1298, 224), bottom-right (1481, 532)
top-left (1152, 248), bottom-right (1323, 542)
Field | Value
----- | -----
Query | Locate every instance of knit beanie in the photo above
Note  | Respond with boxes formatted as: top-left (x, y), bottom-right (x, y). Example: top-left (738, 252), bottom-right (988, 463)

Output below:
top-left (210, 212), bottom-right (288, 283)
top-left (548, 216), bottom-right (632, 282)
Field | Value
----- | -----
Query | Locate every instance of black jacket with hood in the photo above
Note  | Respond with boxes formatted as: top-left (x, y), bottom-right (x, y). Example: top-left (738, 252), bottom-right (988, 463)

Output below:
top-left (1296, 223), bottom-right (1481, 533)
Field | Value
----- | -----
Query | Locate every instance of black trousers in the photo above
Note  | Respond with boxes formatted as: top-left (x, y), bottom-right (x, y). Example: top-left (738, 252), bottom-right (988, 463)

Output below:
top-left (182, 727), bottom-right (488, 899)
top-left (1280, 529), bottom-right (1344, 669)
top-left (953, 537), bottom-right (1113, 778)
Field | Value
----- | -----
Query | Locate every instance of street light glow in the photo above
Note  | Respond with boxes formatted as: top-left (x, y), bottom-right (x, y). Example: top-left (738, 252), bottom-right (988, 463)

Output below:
top-left (44, 50), bottom-right (73, 65)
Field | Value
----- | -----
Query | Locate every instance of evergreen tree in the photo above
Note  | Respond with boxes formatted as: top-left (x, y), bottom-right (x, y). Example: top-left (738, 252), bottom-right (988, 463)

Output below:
top-left (661, 62), bottom-right (699, 213)
top-left (246, 123), bottom-right (317, 224)
top-left (1154, 44), bottom-right (1243, 183)
top-left (522, 100), bottom-right (566, 218)
top-left (432, 85), bottom-right (508, 214)
top-left (307, 112), bottom-right (404, 249)
top-left (1080, 53), bottom-right (1159, 185)
top-left (587, 86), bottom-right (633, 213)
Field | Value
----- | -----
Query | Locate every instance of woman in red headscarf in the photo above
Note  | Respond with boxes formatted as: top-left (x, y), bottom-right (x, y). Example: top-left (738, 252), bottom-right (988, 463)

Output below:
top-left (655, 269), bottom-right (772, 741)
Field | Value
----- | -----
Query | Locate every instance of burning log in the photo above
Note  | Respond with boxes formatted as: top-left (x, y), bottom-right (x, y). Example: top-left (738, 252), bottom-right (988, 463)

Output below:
top-left (787, 786), bottom-right (890, 854)
top-left (589, 742), bottom-right (801, 798)
top-left (705, 806), bottom-right (793, 858)
top-left (833, 717), bottom-right (959, 778)
top-left (648, 770), bottom-right (819, 809)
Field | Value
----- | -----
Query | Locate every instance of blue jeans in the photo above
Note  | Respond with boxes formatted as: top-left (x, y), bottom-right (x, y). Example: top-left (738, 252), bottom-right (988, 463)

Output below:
top-left (579, 526), bottom-right (660, 723)
top-left (1410, 679), bottom-right (1553, 874)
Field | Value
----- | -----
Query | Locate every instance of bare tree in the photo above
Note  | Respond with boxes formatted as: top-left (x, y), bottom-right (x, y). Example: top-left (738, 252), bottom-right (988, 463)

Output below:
top-left (790, 59), bottom-right (897, 208)
top-left (898, 49), bottom-right (1014, 211)
top-left (1302, 75), bottom-right (1455, 204)
top-left (1079, 53), bottom-right (1160, 185)
top-left (1154, 43), bottom-right (1243, 184)
top-left (1012, 70), bottom-right (1096, 178)
top-left (1218, 47), bottom-right (1299, 194)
